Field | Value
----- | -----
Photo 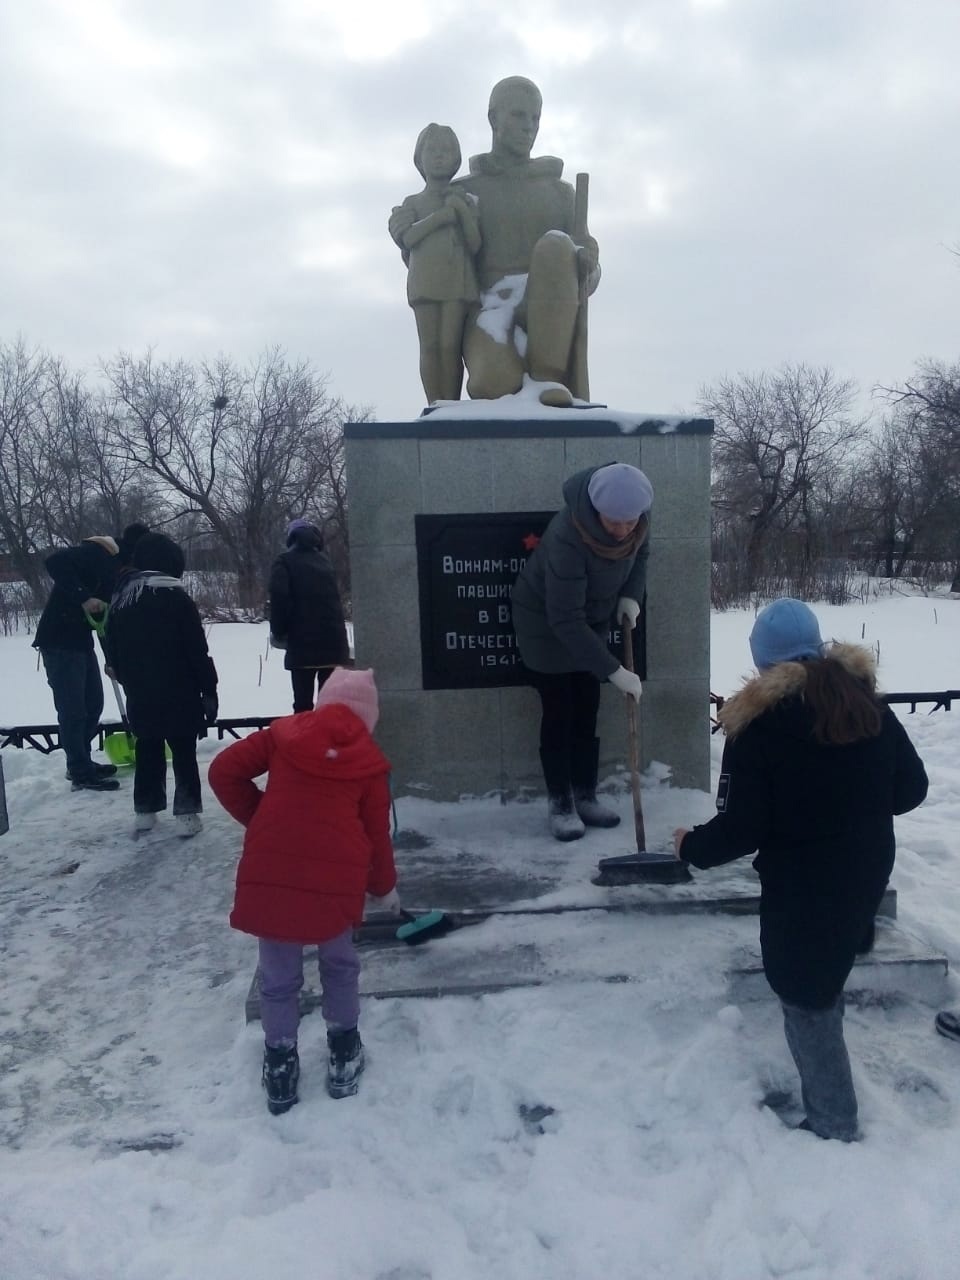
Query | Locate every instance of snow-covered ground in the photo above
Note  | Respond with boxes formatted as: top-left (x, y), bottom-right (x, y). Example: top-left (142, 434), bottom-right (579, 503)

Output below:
top-left (2, 591), bottom-right (960, 1280)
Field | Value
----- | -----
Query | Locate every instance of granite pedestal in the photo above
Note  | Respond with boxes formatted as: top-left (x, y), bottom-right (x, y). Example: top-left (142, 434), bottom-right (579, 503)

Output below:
top-left (343, 412), bottom-right (713, 800)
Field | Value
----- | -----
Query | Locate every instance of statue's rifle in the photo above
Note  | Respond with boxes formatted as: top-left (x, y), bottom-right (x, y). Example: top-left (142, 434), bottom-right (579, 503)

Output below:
top-left (572, 172), bottom-right (590, 400)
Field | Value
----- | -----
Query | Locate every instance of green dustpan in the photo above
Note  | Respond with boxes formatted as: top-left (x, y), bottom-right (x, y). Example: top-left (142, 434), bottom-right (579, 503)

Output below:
top-left (103, 676), bottom-right (171, 767)
top-left (104, 726), bottom-right (138, 767)
top-left (103, 726), bottom-right (172, 767)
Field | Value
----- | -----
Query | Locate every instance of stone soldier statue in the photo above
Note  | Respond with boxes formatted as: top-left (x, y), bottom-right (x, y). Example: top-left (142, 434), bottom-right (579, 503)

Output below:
top-left (389, 77), bottom-right (600, 409)
top-left (454, 75), bottom-right (600, 407)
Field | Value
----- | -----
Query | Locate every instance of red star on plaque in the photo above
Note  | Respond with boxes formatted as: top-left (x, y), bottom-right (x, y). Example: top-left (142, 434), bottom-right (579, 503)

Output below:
top-left (522, 532), bottom-right (541, 551)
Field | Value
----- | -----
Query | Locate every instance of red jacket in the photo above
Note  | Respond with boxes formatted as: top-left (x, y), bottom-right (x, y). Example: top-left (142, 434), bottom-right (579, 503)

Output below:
top-left (208, 705), bottom-right (397, 944)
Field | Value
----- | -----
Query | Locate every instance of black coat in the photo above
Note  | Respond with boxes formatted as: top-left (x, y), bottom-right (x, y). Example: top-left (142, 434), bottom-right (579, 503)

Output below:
top-left (510, 466), bottom-right (649, 678)
top-left (268, 533), bottom-right (349, 672)
top-left (681, 645), bottom-right (928, 1009)
top-left (106, 572), bottom-right (218, 739)
top-left (33, 543), bottom-right (118, 652)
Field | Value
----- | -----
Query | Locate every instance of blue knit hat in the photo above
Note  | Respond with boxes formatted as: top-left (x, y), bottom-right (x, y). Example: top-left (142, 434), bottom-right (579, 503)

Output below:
top-left (286, 518), bottom-right (313, 541)
top-left (749, 599), bottom-right (824, 670)
top-left (587, 464), bottom-right (654, 521)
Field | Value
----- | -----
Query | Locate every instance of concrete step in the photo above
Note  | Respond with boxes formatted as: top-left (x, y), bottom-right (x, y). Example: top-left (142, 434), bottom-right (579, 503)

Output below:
top-left (727, 917), bottom-right (949, 1007)
top-left (357, 886), bottom-right (899, 925)
top-left (244, 895), bottom-right (943, 1022)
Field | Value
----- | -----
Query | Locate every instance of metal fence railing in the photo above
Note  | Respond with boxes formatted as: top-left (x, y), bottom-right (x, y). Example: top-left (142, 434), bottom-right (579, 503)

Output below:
top-left (710, 690), bottom-right (960, 733)
top-left (5, 692), bottom-right (959, 754)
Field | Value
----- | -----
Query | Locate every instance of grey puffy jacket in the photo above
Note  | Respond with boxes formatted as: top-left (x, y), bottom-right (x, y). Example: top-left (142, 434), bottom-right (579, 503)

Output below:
top-left (510, 466), bottom-right (649, 678)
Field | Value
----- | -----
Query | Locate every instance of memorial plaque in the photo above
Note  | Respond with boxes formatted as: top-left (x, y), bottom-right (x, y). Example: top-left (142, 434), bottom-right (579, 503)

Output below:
top-left (415, 513), bottom-right (645, 690)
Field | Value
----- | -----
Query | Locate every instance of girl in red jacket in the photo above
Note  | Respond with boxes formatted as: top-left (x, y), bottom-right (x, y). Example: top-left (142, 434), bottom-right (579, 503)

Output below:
top-left (208, 667), bottom-right (400, 1115)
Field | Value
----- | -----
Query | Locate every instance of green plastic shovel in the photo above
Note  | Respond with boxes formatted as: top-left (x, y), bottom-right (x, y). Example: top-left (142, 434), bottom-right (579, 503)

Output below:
top-left (104, 675), bottom-right (137, 767)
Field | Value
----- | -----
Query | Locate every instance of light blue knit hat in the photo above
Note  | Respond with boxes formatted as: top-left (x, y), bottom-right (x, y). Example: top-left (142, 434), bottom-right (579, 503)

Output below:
top-left (749, 599), bottom-right (824, 670)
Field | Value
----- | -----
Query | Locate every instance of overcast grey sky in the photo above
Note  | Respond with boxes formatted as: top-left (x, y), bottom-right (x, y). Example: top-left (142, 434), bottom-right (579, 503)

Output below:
top-left (3, 0), bottom-right (958, 422)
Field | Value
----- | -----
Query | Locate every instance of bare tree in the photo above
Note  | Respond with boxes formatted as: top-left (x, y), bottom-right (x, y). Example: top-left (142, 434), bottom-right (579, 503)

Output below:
top-left (303, 397), bottom-right (366, 605)
top-left (31, 357), bottom-right (141, 547)
top-left (701, 364), bottom-right (866, 595)
top-left (0, 339), bottom-right (51, 599)
top-left (103, 348), bottom-right (367, 610)
top-left (80, 395), bottom-right (166, 538)
top-left (876, 360), bottom-right (960, 580)
top-left (880, 360), bottom-right (960, 440)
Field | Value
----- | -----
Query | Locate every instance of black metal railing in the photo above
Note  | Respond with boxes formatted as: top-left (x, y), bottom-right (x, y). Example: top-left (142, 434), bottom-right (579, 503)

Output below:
top-left (0, 716), bottom-right (281, 754)
top-left (3, 691), bottom-right (959, 753)
top-left (710, 690), bottom-right (960, 732)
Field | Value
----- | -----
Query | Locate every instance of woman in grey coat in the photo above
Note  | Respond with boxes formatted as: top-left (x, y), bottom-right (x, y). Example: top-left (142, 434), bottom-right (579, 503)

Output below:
top-left (511, 463), bottom-right (652, 840)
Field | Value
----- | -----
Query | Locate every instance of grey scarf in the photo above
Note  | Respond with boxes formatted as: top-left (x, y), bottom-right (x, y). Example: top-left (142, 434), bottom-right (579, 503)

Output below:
top-left (112, 570), bottom-right (184, 612)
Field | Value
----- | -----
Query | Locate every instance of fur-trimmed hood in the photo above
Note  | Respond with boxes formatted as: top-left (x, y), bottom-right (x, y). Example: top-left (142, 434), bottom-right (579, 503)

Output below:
top-left (719, 643), bottom-right (878, 739)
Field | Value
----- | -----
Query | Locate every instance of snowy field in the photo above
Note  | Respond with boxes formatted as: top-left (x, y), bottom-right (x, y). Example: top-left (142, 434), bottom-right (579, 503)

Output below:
top-left (2, 590), bottom-right (960, 1279)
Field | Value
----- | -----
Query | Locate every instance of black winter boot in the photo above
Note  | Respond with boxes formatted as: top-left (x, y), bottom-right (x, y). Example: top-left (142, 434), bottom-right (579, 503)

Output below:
top-left (65, 762), bottom-right (117, 781)
top-left (262, 1043), bottom-right (300, 1115)
top-left (571, 737), bottom-right (620, 828)
top-left (327, 1027), bottom-right (365, 1099)
top-left (539, 747), bottom-right (585, 842)
top-left (70, 773), bottom-right (120, 792)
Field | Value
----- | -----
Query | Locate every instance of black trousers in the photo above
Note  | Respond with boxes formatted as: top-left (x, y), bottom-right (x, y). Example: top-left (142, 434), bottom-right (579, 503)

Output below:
top-left (134, 734), bottom-right (202, 815)
top-left (290, 667), bottom-right (335, 713)
top-left (526, 669), bottom-right (601, 751)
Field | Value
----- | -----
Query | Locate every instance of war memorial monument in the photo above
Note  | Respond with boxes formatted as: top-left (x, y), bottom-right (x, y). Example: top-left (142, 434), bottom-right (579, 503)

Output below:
top-left (344, 77), bottom-right (713, 801)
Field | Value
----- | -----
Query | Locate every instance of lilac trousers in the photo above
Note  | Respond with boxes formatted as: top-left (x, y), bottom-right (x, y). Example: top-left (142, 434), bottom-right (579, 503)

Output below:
top-left (257, 930), bottom-right (360, 1047)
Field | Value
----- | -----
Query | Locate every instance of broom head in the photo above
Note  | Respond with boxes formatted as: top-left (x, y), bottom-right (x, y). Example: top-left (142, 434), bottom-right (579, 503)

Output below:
top-left (592, 852), bottom-right (693, 886)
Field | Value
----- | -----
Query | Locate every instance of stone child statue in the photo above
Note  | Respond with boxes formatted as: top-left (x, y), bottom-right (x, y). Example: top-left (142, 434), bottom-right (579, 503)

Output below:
top-left (389, 124), bottom-right (482, 404)
top-left (454, 76), bottom-right (600, 407)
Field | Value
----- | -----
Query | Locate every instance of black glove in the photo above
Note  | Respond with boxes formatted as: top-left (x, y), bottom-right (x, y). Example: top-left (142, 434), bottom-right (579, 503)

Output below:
top-left (202, 693), bottom-right (219, 726)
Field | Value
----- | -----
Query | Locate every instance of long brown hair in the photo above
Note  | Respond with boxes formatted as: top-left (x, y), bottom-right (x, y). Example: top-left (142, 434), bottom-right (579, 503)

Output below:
top-left (803, 656), bottom-right (883, 744)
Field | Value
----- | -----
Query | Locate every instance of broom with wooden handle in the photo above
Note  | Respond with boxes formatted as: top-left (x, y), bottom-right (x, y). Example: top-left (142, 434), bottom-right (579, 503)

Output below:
top-left (593, 618), bottom-right (693, 885)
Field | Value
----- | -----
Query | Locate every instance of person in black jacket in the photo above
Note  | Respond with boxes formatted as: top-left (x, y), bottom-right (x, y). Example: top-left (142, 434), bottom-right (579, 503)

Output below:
top-left (675, 599), bottom-right (928, 1141)
top-left (268, 519), bottom-right (349, 713)
top-left (33, 535), bottom-right (121, 791)
top-left (511, 463), bottom-right (652, 841)
top-left (115, 522), bottom-right (151, 581)
top-left (106, 533), bottom-right (219, 838)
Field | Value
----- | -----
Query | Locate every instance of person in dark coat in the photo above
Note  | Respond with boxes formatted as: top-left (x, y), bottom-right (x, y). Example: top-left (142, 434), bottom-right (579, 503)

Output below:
top-left (101, 525), bottom-right (152, 650)
top-left (675, 599), bottom-right (928, 1141)
top-left (115, 522), bottom-right (151, 581)
top-left (268, 519), bottom-right (350, 713)
top-left (208, 667), bottom-right (400, 1114)
top-left (511, 463), bottom-right (652, 840)
top-left (33, 535), bottom-right (121, 791)
top-left (106, 533), bottom-right (218, 838)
